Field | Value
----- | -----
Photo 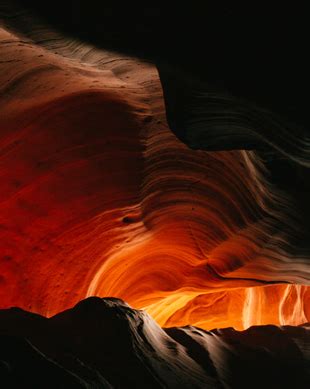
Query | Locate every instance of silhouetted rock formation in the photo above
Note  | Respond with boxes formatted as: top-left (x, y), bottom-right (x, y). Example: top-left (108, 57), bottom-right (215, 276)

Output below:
top-left (0, 297), bottom-right (309, 388)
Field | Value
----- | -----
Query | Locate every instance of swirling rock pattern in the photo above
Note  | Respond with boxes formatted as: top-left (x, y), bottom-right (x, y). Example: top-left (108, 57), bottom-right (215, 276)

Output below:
top-left (0, 3), bottom-right (309, 333)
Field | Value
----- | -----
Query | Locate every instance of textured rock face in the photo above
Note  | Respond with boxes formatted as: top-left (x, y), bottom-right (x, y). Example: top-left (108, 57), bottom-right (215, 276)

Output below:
top-left (0, 3), bottom-right (309, 331)
top-left (0, 3), bottom-right (310, 388)
top-left (0, 297), bottom-right (309, 388)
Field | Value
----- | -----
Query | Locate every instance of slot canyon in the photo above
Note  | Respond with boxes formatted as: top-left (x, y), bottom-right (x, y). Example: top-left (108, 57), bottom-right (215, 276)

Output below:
top-left (0, 2), bottom-right (309, 388)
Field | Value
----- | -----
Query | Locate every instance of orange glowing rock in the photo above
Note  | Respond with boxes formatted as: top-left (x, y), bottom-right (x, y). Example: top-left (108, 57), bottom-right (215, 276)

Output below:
top-left (0, 24), bottom-right (309, 330)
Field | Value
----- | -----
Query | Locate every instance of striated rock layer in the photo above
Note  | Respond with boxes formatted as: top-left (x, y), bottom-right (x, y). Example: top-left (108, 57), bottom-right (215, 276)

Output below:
top-left (0, 5), bottom-right (309, 331)
top-left (0, 297), bottom-right (309, 388)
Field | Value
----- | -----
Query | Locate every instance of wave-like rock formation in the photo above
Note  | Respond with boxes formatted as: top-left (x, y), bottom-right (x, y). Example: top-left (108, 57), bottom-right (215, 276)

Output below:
top-left (5, 2), bottom-right (310, 166)
top-left (0, 3), bottom-right (309, 333)
top-left (0, 297), bottom-right (309, 388)
top-left (1, 3), bottom-right (310, 388)
top-left (158, 66), bottom-right (310, 167)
